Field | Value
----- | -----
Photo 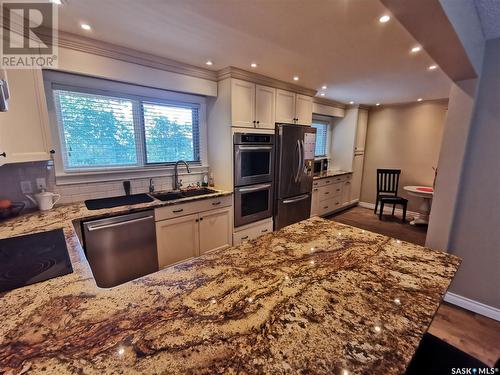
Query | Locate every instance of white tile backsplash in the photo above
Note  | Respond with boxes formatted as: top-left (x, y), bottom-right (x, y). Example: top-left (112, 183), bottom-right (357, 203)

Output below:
top-left (0, 161), bottom-right (206, 209)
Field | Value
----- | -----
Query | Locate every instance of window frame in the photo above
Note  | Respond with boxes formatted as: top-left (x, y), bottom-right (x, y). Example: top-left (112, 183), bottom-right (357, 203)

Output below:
top-left (311, 119), bottom-right (331, 158)
top-left (43, 70), bottom-right (208, 185)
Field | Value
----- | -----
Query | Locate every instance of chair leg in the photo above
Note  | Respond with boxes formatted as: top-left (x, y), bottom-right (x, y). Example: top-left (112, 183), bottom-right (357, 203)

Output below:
top-left (392, 204), bottom-right (396, 216)
top-left (379, 202), bottom-right (384, 220)
top-left (374, 197), bottom-right (379, 214)
top-left (402, 203), bottom-right (407, 223)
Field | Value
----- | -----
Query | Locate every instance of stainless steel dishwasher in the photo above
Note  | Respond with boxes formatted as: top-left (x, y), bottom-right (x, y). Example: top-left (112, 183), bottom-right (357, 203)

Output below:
top-left (82, 210), bottom-right (158, 288)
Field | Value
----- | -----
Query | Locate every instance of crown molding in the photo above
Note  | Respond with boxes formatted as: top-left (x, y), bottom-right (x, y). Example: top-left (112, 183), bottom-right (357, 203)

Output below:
top-left (367, 98), bottom-right (449, 110)
top-left (36, 29), bottom-right (218, 82)
top-left (312, 96), bottom-right (346, 109)
top-left (217, 66), bottom-right (317, 97)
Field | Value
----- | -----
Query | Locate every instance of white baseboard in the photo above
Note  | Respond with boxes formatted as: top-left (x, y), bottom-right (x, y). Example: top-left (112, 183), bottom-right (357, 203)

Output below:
top-left (444, 292), bottom-right (500, 321)
top-left (358, 201), bottom-right (420, 218)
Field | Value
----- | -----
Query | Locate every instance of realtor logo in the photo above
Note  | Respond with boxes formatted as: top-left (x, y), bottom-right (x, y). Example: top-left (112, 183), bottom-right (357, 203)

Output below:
top-left (1, 0), bottom-right (58, 68)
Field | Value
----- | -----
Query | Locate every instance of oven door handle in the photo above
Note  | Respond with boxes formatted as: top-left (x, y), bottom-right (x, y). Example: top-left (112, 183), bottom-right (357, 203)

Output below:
top-left (237, 183), bottom-right (272, 193)
top-left (283, 194), bottom-right (309, 204)
top-left (237, 146), bottom-right (273, 151)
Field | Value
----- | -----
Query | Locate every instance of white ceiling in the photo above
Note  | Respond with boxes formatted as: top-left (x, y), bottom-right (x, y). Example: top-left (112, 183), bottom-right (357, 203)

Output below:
top-left (474, 0), bottom-right (500, 40)
top-left (55, 0), bottom-right (452, 105)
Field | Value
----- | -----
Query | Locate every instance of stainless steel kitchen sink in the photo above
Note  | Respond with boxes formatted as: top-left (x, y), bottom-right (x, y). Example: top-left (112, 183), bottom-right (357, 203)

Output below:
top-left (151, 188), bottom-right (217, 201)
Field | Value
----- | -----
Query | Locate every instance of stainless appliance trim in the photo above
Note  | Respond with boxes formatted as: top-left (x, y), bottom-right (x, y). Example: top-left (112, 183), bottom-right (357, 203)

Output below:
top-left (82, 210), bottom-right (158, 288)
top-left (234, 183), bottom-right (274, 227)
top-left (237, 183), bottom-right (272, 193)
top-left (234, 133), bottom-right (275, 187)
top-left (86, 215), bottom-right (154, 231)
top-left (237, 145), bottom-right (273, 151)
top-left (283, 194), bottom-right (309, 204)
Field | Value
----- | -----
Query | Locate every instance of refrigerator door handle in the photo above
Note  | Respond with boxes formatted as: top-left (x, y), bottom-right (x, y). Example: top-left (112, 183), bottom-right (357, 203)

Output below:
top-left (283, 194), bottom-right (310, 204)
top-left (298, 139), bottom-right (305, 182)
top-left (294, 139), bottom-right (301, 183)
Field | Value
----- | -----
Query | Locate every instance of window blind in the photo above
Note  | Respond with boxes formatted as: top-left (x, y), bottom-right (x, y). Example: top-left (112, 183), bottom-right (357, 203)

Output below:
top-left (312, 122), bottom-right (328, 157)
top-left (142, 102), bottom-right (200, 164)
top-left (52, 87), bottom-right (201, 171)
top-left (53, 90), bottom-right (138, 169)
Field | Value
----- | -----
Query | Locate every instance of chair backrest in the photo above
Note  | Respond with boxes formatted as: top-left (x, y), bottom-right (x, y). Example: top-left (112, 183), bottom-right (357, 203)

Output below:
top-left (376, 169), bottom-right (401, 195)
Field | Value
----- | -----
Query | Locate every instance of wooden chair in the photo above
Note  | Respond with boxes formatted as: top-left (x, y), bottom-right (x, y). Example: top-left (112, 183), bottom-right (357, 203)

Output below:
top-left (375, 169), bottom-right (408, 222)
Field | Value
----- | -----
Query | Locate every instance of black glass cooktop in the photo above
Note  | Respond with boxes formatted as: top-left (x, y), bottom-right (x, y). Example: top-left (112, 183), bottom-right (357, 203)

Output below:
top-left (0, 229), bottom-right (73, 293)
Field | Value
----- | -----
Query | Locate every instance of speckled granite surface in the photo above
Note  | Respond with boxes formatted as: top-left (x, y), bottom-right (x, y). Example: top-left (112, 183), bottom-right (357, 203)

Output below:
top-left (0, 197), bottom-right (460, 374)
top-left (313, 170), bottom-right (352, 180)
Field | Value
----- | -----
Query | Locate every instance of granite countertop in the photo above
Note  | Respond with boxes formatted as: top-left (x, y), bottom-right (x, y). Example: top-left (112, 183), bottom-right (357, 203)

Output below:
top-left (314, 170), bottom-right (353, 180)
top-left (0, 197), bottom-right (460, 374)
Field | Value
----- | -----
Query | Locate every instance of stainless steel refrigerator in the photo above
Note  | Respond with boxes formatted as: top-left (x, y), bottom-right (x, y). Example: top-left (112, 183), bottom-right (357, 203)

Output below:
top-left (274, 123), bottom-right (316, 230)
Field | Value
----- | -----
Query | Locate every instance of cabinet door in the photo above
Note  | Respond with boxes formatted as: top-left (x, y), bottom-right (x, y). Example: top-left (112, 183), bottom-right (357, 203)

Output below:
top-left (156, 214), bottom-right (199, 269)
top-left (231, 79), bottom-right (255, 128)
top-left (199, 207), bottom-right (232, 255)
top-left (295, 94), bottom-right (313, 125)
top-left (351, 154), bottom-right (364, 202)
top-left (255, 85), bottom-right (275, 129)
top-left (0, 69), bottom-right (51, 165)
top-left (311, 187), bottom-right (320, 217)
top-left (354, 109), bottom-right (368, 152)
top-left (275, 89), bottom-right (296, 123)
top-left (342, 180), bottom-right (352, 205)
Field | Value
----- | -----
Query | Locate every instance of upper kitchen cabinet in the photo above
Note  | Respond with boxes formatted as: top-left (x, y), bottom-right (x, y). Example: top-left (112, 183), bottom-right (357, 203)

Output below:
top-left (354, 108), bottom-right (368, 153)
top-left (275, 89), bottom-right (296, 124)
top-left (275, 89), bottom-right (313, 126)
top-left (0, 69), bottom-right (51, 166)
top-left (231, 79), bottom-right (276, 129)
top-left (295, 94), bottom-right (313, 125)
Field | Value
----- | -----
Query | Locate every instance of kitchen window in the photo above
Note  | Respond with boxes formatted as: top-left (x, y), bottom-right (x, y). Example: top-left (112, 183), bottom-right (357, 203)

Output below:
top-left (44, 71), bottom-right (206, 183)
top-left (312, 121), bottom-right (329, 157)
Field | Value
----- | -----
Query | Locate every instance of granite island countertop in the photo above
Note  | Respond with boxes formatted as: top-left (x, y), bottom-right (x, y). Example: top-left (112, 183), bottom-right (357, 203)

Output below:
top-left (0, 199), bottom-right (460, 374)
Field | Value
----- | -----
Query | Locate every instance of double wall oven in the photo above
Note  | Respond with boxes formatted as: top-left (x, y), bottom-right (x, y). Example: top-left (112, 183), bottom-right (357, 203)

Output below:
top-left (233, 133), bottom-right (274, 227)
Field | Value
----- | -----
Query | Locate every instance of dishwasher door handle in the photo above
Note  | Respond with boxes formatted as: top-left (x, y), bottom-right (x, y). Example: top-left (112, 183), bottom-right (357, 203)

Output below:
top-left (86, 215), bottom-right (154, 231)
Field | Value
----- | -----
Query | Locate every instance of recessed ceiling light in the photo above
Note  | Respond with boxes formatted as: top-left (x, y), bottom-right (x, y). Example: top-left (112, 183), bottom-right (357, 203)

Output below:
top-left (428, 64), bottom-right (437, 70)
top-left (417, 98), bottom-right (423, 102)
top-left (349, 101), bottom-right (355, 105)
top-left (410, 46), bottom-right (421, 53)
top-left (205, 60), bottom-right (213, 66)
top-left (320, 93), bottom-right (325, 96)
top-left (80, 23), bottom-right (91, 31)
top-left (51, 0), bottom-right (62, 4)
top-left (250, 62), bottom-right (257, 68)
top-left (293, 75), bottom-right (299, 81)
top-left (376, 103), bottom-right (381, 106)
top-left (321, 85), bottom-right (327, 90)
top-left (379, 15), bottom-right (391, 23)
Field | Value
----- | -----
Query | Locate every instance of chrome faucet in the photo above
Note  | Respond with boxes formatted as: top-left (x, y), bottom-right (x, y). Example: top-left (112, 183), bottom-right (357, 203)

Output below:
top-left (149, 178), bottom-right (155, 193)
top-left (173, 160), bottom-right (191, 191)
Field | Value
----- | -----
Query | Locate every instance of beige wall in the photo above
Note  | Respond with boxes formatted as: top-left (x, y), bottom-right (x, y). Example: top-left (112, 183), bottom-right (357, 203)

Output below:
top-left (360, 101), bottom-right (448, 212)
top-left (444, 38), bottom-right (500, 310)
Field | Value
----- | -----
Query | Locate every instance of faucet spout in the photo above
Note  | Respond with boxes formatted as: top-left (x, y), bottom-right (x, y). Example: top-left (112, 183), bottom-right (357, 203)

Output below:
top-left (173, 160), bottom-right (191, 191)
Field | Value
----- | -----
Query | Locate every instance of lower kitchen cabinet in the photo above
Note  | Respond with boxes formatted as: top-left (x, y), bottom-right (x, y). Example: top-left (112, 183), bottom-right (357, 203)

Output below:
top-left (155, 197), bottom-right (232, 269)
top-left (199, 207), bottom-right (232, 255)
top-left (233, 217), bottom-right (273, 245)
top-left (310, 173), bottom-right (354, 217)
top-left (156, 213), bottom-right (199, 268)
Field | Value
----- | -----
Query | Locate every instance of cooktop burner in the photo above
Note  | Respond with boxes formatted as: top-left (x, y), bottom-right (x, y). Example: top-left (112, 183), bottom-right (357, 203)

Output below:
top-left (0, 229), bottom-right (73, 293)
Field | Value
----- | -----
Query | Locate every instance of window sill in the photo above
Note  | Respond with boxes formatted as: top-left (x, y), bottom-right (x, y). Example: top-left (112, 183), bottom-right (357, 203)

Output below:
top-left (55, 164), bottom-right (209, 185)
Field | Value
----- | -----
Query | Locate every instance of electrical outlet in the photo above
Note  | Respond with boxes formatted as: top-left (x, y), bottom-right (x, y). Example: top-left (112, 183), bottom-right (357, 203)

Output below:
top-left (20, 180), bottom-right (33, 194)
top-left (36, 177), bottom-right (47, 190)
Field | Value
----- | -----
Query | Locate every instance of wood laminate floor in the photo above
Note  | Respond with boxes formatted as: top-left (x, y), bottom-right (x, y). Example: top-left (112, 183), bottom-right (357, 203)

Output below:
top-left (328, 206), bottom-right (500, 367)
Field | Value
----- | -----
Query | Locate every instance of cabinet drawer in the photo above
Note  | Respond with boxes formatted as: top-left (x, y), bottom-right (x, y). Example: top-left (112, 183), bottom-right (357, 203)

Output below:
top-left (318, 183), bottom-right (342, 202)
top-left (318, 197), bottom-right (342, 216)
top-left (233, 219), bottom-right (273, 245)
top-left (155, 195), bottom-right (232, 221)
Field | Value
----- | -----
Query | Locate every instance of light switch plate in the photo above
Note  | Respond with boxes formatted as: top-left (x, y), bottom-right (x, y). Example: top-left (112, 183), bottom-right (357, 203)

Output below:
top-left (20, 180), bottom-right (33, 194)
top-left (36, 177), bottom-right (47, 190)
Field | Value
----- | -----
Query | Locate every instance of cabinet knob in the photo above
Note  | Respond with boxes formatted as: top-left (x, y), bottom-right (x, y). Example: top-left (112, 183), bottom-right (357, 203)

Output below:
top-left (199, 217), bottom-right (203, 221)
top-left (256, 120), bottom-right (260, 124)
top-left (253, 120), bottom-right (256, 124)
top-left (50, 149), bottom-right (55, 154)
top-left (0, 152), bottom-right (5, 158)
